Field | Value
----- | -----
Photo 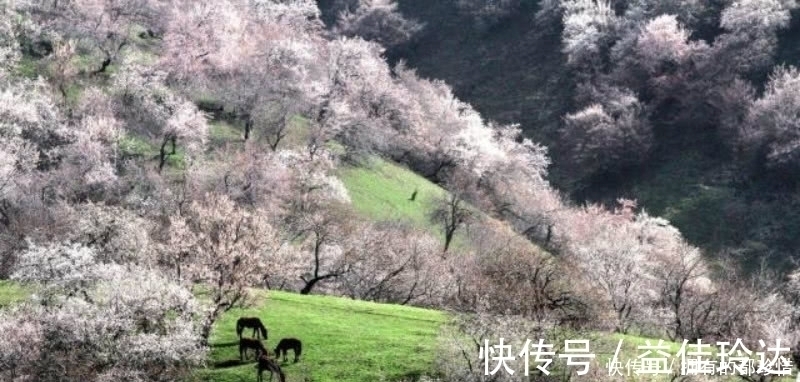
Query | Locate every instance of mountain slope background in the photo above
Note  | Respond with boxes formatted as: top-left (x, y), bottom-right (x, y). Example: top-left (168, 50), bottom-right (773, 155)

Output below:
top-left (316, 0), bottom-right (800, 270)
top-left (4, 1), bottom-right (800, 381)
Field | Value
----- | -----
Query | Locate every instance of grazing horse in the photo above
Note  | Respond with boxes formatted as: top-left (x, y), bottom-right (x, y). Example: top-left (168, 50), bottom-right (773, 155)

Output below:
top-left (256, 354), bottom-right (286, 382)
top-left (274, 338), bottom-right (302, 363)
top-left (239, 337), bottom-right (268, 362)
top-left (236, 316), bottom-right (268, 340)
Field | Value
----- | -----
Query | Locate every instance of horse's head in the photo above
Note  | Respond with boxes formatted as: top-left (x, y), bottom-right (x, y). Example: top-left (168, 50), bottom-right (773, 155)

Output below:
top-left (260, 323), bottom-right (268, 339)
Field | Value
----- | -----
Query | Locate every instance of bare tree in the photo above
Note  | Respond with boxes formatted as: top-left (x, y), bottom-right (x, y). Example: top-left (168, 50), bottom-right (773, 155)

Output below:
top-left (292, 203), bottom-right (356, 295)
top-left (337, 221), bottom-right (451, 306)
top-left (459, 220), bottom-right (586, 324)
top-left (653, 241), bottom-right (710, 341)
top-left (430, 192), bottom-right (473, 253)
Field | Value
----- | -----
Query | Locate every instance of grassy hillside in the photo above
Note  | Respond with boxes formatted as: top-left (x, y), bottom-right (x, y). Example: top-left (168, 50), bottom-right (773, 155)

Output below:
top-left (193, 291), bottom-right (447, 382)
top-left (0, 280), bottom-right (29, 308)
top-left (338, 157), bottom-right (469, 250)
top-left (337, 158), bottom-right (447, 228)
top-left (337, 157), bottom-right (502, 253)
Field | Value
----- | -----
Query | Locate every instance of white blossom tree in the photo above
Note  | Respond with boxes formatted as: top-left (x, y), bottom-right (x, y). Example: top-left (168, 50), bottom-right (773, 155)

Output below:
top-left (289, 202), bottom-right (357, 295)
top-left (561, 85), bottom-right (652, 179)
top-left (561, 0), bottom-right (619, 70)
top-left (743, 65), bottom-right (800, 169)
top-left (720, 0), bottom-right (795, 34)
top-left (162, 0), bottom-right (323, 145)
top-left (4, 257), bottom-right (205, 382)
top-left (0, 73), bottom-right (66, 202)
top-left (560, 200), bottom-right (700, 334)
top-left (113, 62), bottom-right (209, 172)
top-left (713, 0), bottom-right (798, 76)
top-left (634, 15), bottom-right (698, 75)
top-left (334, 0), bottom-right (424, 48)
top-left (161, 193), bottom-right (282, 343)
top-left (72, 202), bottom-right (156, 265)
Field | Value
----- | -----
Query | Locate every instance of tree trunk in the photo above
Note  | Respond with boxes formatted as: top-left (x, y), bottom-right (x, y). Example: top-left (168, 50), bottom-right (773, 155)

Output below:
top-left (443, 226), bottom-right (456, 253)
top-left (244, 117), bottom-right (252, 141)
top-left (158, 137), bottom-right (169, 172)
top-left (300, 273), bottom-right (338, 295)
top-left (299, 279), bottom-right (318, 295)
top-left (199, 304), bottom-right (224, 346)
top-left (93, 57), bottom-right (112, 75)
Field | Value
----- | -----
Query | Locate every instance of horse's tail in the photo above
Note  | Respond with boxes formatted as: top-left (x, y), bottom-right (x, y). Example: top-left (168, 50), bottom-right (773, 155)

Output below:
top-left (236, 320), bottom-right (243, 338)
top-left (296, 342), bottom-right (302, 358)
top-left (259, 323), bottom-right (267, 339)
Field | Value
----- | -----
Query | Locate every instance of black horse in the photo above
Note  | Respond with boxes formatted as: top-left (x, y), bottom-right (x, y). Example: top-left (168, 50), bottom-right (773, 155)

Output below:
top-left (239, 337), bottom-right (268, 361)
top-left (256, 354), bottom-right (286, 382)
top-left (236, 316), bottom-right (268, 340)
top-left (274, 338), bottom-right (302, 363)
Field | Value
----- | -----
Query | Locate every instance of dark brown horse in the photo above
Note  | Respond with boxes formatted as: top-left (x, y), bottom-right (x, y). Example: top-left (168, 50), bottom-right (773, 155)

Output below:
top-left (255, 354), bottom-right (286, 382)
top-left (274, 338), bottom-right (302, 363)
top-left (236, 316), bottom-right (268, 340)
top-left (239, 337), bottom-right (268, 361)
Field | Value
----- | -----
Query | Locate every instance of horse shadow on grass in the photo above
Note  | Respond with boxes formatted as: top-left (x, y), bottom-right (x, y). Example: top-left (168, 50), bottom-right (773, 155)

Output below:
top-left (213, 359), bottom-right (247, 369)
top-left (207, 363), bottom-right (250, 382)
top-left (210, 341), bottom-right (239, 348)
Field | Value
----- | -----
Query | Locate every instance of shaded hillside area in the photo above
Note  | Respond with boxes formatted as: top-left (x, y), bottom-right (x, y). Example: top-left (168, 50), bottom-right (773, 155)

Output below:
top-left (318, 1), bottom-right (800, 270)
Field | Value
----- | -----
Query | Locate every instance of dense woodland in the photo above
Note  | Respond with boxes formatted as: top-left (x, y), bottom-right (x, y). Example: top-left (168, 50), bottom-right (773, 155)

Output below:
top-left (2, 0), bottom-right (800, 381)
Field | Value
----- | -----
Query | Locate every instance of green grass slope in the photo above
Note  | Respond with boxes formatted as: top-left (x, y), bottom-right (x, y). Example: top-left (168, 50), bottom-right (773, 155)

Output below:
top-left (0, 280), bottom-right (30, 308)
top-left (194, 290), bottom-right (447, 382)
top-left (337, 158), bottom-right (447, 229)
top-left (338, 157), bottom-right (490, 252)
